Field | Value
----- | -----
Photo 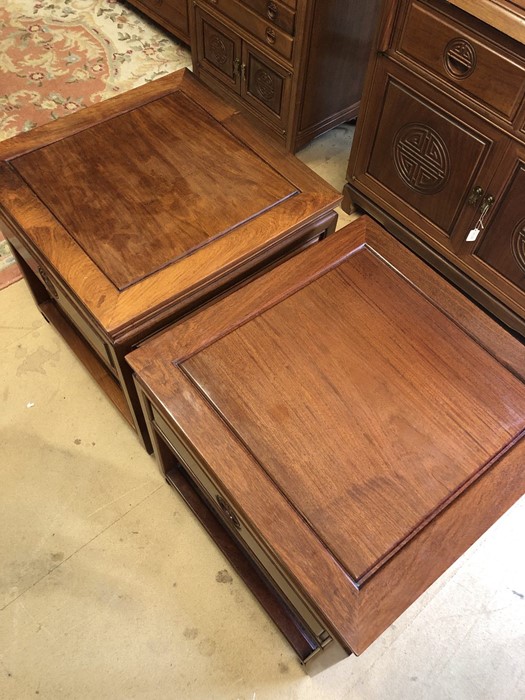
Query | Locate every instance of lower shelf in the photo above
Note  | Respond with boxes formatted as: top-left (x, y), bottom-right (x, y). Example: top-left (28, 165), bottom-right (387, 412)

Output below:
top-left (40, 300), bottom-right (135, 428)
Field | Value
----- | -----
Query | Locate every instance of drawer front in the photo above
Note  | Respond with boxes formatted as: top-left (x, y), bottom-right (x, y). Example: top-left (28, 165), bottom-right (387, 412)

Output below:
top-left (237, 0), bottom-right (295, 35)
top-left (132, 0), bottom-right (188, 37)
top-left (151, 405), bottom-right (328, 642)
top-left (397, 1), bottom-right (525, 120)
top-left (199, 0), bottom-right (293, 61)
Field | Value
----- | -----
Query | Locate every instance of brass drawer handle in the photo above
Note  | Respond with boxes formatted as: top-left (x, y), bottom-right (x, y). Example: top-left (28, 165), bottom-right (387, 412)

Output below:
top-left (216, 494), bottom-right (241, 530)
top-left (267, 1), bottom-right (278, 21)
top-left (265, 27), bottom-right (276, 45)
top-left (38, 266), bottom-right (58, 299)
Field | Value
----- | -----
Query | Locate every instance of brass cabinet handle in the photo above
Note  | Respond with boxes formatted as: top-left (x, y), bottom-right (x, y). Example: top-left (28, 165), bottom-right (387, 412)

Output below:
top-left (467, 185), bottom-right (484, 206)
top-left (267, 1), bottom-right (278, 21)
top-left (233, 58), bottom-right (246, 81)
top-left (216, 494), bottom-right (241, 530)
top-left (233, 57), bottom-right (240, 76)
top-left (265, 27), bottom-right (276, 45)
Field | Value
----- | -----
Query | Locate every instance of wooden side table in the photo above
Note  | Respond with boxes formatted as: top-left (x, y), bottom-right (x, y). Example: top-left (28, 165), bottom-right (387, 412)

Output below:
top-left (128, 216), bottom-right (525, 674)
top-left (0, 68), bottom-right (339, 450)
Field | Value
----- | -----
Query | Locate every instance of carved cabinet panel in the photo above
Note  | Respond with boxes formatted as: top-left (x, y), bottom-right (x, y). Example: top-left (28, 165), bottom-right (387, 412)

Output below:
top-left (344, 0), bottom-right (525, 336)
top-left (195, 7), bottom-right (290, 127)
top-left (241, 43), bottom-right (291, 129)
top-left (196, 8), bottom-right (242, 90)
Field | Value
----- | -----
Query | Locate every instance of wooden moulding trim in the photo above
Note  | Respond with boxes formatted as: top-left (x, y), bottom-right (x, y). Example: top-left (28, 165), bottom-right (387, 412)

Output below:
top-left (108, 194), bottom-right (337, 334)
top-left (126, 219), bottom-right (369, 373)
top-left (224, 111), bottom-right (343, 205)
top-left (0, 162), bottom-right (119, 329)
top-left (359, 211), bottom-right (525, 379)
top-left (0, 70), bottom-right (238, 161)
top-left (134, 367), bottom-right (361, 653)
top-left (364, 217), bottom-right (525, 378)
top-left (446, 0), bottom-right (525, 44)
top-left (0, 71), bottom-right (183, 161)
top-left (0, 157), bottom-right (337, 337)
top-left (355, 435), bottom-right (525, 654)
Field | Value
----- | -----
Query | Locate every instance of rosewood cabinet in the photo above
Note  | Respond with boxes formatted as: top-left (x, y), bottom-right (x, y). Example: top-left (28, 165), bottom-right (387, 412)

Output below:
top-left (191, 0), bottom-right (382, 151)
top-left (128, 216), bottom-right (525, 673)
top-left (126, 0), bottom-right (190, 44)
top-left (344, 0), bottom-right (525, 336)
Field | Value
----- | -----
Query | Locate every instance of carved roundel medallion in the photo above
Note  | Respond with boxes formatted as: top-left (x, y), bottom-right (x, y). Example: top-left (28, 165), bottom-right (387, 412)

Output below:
top-left (393, 123), bottom-right (450, 194)
top-left (511, 219), bottom-right (525, 275)
top-left (444, 38), bottom-right (477, 79)
top-left (254, 69), bottom-right (275, 102)
top-left (210, 35), bottom-right (227, 65)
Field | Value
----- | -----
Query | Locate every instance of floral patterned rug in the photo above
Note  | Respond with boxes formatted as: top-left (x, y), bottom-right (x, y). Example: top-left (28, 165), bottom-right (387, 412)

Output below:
top-left (0, 0), bottom-right (191, 289)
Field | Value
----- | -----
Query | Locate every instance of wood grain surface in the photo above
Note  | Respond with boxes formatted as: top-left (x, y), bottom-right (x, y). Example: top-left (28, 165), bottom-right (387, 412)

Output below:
top-left (129, 216), bottom-right (525, 655)
top-left (0, 69), bottom-right (340, 338)
top-left (13, 91), bottom-right (297, 290)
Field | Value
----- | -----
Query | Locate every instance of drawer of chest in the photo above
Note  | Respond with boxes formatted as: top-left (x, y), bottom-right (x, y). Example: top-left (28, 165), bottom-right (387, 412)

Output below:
top-left (199, 0), bottom-right (293, 61)
top-left (396, 0), bottom-right (525, 121)
top-left (237, 0), bottom-right (295, 35)
top-left (150, 404), bottom-right (329, 645)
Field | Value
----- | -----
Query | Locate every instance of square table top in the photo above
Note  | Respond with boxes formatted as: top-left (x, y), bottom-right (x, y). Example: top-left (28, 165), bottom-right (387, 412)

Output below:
top-left (0, 69), bottom-right (339, 339)
top-left (129, 216), bottom-right (525, 654)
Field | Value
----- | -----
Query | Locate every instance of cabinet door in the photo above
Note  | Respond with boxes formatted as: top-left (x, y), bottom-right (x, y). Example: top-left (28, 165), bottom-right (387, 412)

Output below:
top-left (241, 42), bottom-right (291, 133)
top-left (463, 145), bottom-right (525, 319)
top-left (349, 61), bottom-right (508, 256)
top-left (195, 7), bottom-right (242, 92)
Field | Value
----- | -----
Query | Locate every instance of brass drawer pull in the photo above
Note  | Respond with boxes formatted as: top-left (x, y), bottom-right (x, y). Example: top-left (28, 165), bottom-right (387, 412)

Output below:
top-left (38, 266), bottom-right (58, 299)
top-left (265, 27), bottom-right (276, 45)
top-left (216, 494), bottom-right (241, 530)
top-left (267, 1), bottom-right (278, 21)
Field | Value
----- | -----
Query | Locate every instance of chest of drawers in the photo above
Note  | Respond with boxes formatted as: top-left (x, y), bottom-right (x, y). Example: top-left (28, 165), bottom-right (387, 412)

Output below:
top-left (191, 0), bottom-right (382, 151)
top-left (0, 69), bottom-right (339, 451)
top-left (344, 0), bottom-right (525, 337)
top-left (128, 216), bottom-right (525, 673)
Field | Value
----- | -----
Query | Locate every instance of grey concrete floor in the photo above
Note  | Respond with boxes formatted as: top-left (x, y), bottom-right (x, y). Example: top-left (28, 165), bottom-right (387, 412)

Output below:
top-left (1, 125), bottom-right (524, 699)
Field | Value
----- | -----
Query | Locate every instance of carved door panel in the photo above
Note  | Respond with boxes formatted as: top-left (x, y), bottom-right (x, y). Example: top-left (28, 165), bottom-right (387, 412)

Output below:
top-left (195, 7), bottom-right (242, 91)
top-left (350, 61), bottom-right (508, 256)
top-left (462, 145), bottom-right (525, 317)
top-left (241, 43), bottom-right (291, 133)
